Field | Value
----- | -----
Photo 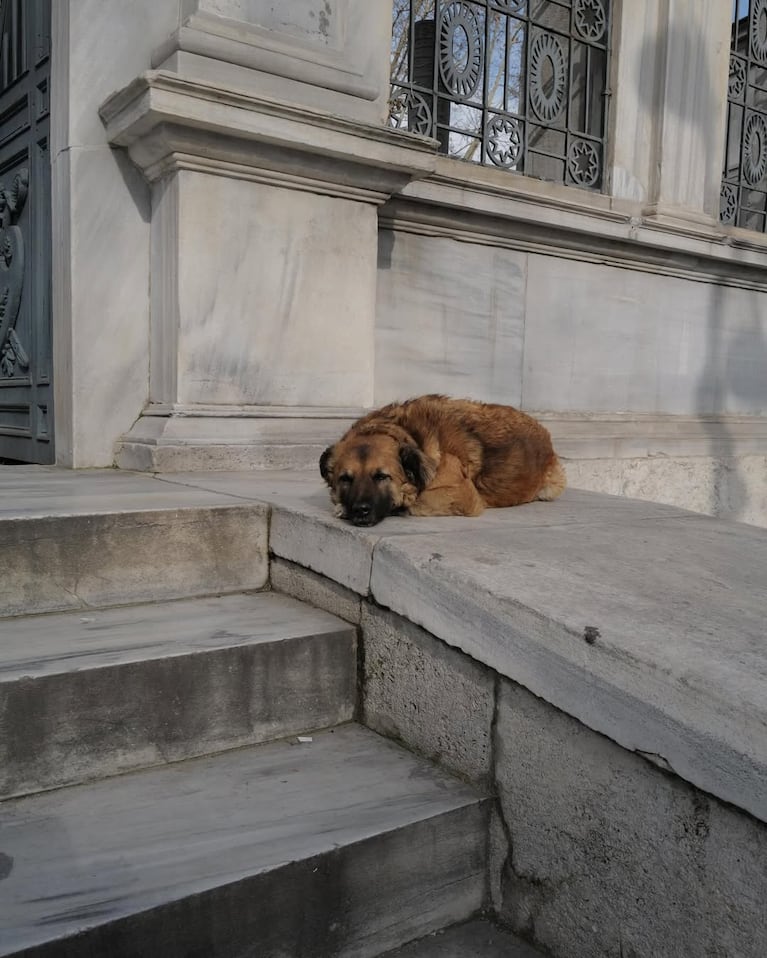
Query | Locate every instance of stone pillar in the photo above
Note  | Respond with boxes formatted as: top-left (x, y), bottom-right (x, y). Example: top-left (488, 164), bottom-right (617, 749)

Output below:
top-left (609, 0), bottom-right (731, 226)
top-left (101, 1), bottom-right (436, 471)
top-left (51, 0), bottom-right (178, 467)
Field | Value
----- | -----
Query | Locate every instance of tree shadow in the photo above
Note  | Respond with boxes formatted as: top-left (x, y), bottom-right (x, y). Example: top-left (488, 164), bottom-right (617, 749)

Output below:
top-left (638, 16), bottom-right (767, 522)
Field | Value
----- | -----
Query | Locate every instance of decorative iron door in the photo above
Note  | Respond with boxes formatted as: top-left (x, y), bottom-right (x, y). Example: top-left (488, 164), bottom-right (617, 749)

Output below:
top-left (0, 0), bottom-right (52, 462)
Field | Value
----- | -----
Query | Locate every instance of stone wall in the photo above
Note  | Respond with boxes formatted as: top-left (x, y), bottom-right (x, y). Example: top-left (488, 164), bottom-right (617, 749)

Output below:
top-left (271, 559), bottom-right (767, 958)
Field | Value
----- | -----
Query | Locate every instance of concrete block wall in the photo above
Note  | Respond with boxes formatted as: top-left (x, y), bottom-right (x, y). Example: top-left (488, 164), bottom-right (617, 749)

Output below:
top-left (271, 558), bottom-right (767, 958)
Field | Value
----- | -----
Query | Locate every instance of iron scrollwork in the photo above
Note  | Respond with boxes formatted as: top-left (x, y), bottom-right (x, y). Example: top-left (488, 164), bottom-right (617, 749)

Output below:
top-left (389, 0), bottom-right (611, 191)
top-left (722, 0), bottom-right (767, 230)
top-left (0, 169), bottom-right (29, 378)
top-left (529, 31), bottom-right (568, 123)
top-left (486, 114), bottom-right (523, 168)
top-left (573, 0), bottom-right (607, 43)
top-left (438, 2), bottom-right (484, 100)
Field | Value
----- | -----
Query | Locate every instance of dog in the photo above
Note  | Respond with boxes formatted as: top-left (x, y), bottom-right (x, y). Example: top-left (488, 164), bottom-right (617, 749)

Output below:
top-left (319, 395), bottom-right (566, 526)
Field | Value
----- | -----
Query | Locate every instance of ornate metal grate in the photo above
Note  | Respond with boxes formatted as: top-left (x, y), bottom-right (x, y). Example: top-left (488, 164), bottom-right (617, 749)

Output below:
top-left (390, 0), bottom-right (611, 190)
top-left (722, 0), bottom-right (767, 230)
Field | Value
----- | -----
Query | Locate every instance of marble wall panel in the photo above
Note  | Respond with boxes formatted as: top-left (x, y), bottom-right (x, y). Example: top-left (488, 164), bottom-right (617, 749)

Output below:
top-left (52, 145), bottom-right (151, 467)
top-left (375, 230), bottom-right (526, 405)
top-left (60, 0), bottom-right (178, 151)
top-left (193, 0), bottom-right (343, 47)
top-left (522, 255), bottom-right (767, 416)
top-left (174, 172), bottom-right (377, 407)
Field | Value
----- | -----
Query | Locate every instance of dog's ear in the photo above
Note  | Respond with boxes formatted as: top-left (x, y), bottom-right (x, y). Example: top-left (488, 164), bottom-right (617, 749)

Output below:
top-left (319, 445), bottom-right (335, 484)
top-left (399, 444), bottom-right (435, 491)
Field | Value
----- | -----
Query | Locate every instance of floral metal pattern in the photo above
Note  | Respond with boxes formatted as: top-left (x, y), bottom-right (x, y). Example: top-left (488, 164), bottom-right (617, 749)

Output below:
top-left (728, 55), bottom-right (746, 99)
top-left (750, 0), bottom-right (767, 62)
top-left (720, 183), bottom-right (738, 225)
top-left (486, 115), bottom-right (523, 167)
top-left (529, 31), bottom-right (568, 122)
top-left (567, 139), bottom-right (600, 187)
top-left (0, 170), bottom-right (29, 378)
top-left (389, 87), bottom-right (433, 135)
top-left (574, 0), bottom-right (607, 42)
top-left (438, 2), bottom-right (484, 99)
top-left (390, 0), bottom-right (611, 190)
top-left (743, 112), bottom-right (767, 185)
top-left (722, 0), bottom-right (767, 230)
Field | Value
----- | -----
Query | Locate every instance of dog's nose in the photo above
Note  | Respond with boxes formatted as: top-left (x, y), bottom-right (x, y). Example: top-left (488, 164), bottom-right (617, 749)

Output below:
top-left (352, 502), bottom-right (372, 522)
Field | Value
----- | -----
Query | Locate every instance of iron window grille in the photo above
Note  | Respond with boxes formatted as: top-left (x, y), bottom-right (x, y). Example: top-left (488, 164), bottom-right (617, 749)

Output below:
top-left (389, 0), bottom-right (612, 191)
top-left (722, 0), bottom-right (767, 230)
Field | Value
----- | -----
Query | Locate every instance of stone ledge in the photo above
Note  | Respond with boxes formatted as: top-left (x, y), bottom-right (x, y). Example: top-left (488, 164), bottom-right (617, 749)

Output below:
top-left (99, 70), bottom-right (437, 197)
top-left (157, 471), bottom-right (767, 824)
top-left (386, 157), bottom-right (767, 290)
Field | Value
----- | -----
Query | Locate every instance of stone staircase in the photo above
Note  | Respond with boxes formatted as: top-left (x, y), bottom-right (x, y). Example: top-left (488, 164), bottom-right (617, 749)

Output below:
top-left (0, 477), bottom-right (539, 957)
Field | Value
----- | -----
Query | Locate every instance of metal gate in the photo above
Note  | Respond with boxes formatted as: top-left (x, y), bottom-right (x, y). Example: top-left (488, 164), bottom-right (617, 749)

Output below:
top-left (0, 0), bottom-right (52, 463)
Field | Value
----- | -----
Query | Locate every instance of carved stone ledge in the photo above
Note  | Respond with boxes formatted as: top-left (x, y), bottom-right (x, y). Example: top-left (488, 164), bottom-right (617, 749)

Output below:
top-left (115, 409), bottom-right (767, 473)
top-left (152, 14), bottom-right (379, 102)
top-left (114, 407), bottom-right (360, 473)
top-left (100, 71), bottom-right (437, 201)
top-left (386, 159), bottom-right (767, 291)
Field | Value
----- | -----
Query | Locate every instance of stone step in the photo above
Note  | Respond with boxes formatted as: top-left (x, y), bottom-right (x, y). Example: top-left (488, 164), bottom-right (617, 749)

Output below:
top-left (0, 724), bottom-right (487, 958)
top-left (381, 918), bottom-right (545, 957)
top-left (0, 466), bottom-right (270, 616)
top-left (0, 592), bottom-right (356, 799)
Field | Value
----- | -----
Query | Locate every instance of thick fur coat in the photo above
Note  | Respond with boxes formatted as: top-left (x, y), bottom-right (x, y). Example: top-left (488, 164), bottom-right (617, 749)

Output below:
top-left (320, 395), bottom-right (566, 526)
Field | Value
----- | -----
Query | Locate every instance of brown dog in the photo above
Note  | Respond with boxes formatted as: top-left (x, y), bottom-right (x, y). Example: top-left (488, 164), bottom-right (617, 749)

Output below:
top-left (320, 395), bottom-right (566, 526)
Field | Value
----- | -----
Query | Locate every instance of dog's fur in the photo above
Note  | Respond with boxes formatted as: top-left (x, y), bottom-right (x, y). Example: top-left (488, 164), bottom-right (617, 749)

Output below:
top-left (320, 395), bottom-right (566, 526)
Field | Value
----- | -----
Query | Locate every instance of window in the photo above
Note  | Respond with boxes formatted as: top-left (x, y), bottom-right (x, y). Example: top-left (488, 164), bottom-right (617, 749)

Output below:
top-left (722, 0), bottom-right (767, 231)
top-left (389, 0), bottom-right (611, 190)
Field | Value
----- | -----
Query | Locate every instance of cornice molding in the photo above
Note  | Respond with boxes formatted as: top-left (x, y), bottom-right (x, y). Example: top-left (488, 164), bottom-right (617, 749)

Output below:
top-left (384, 160), bottom-right (767, 291)
top-left (100, 71), bottom-right (437, 199)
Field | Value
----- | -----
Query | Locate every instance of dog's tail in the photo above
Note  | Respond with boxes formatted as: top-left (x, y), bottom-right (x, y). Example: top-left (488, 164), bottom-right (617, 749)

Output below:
top-left (536, 455), bottom-right (567, 501)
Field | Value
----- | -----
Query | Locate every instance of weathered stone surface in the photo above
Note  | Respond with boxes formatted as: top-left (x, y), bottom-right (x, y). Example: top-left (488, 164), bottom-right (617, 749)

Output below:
top-left (1, 725), bottom-right (487, 958)
top-left (493, 680), bottom-right (767, 958)
top-left (160, 469), bottom-right (504, 594)
top-left (271, 557), bottom-right (363, 625)
top-left (375, 230), bottom-right (525, 406)
top-left (369, 493), bottom-right (767, 822)
top-left (0, 467), bottom-right (270, 616)
top-left (0, 504), bottom-right (268, 616)
top-left (564, 453), bottom-right (767, 528)
top-left (0, 593), bottom-right (356, 798)
top-left (381, 918), bottom-right (544, 958)
top-left (361, 605), bottom-right (495, 785)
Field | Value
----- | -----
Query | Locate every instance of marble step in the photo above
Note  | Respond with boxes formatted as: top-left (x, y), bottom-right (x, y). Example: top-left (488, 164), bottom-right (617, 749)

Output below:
top-left (0, 724), bottom-right (487, 958)
top-left (381, 918), bottom-right (545, 957)
top-left (0, 592), bottom-right (356, 799)
top-left (0, 467), bottom-right (270, 616)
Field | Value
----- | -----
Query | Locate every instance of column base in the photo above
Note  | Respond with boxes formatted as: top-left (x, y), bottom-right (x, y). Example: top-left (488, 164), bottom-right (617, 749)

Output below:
top-left (115, 405), bottom-right (360, 472)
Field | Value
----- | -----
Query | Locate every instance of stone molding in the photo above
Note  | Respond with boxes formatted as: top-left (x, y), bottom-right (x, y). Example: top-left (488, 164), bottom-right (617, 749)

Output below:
top-left (542, 413), bottom-right (767, 459)
top-left (152, 13), bottom-right (379, 103)
top-left (383, 159), bottom-right (767, 291)
top-left (100, 71), bottom-right (437, 201)
top-left (115, 409), bottom-right (767, 472)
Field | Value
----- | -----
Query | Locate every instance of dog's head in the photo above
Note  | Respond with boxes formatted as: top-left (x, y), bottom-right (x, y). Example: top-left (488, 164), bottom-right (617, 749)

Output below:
top-left (320, 434), bottom-right (435, 526)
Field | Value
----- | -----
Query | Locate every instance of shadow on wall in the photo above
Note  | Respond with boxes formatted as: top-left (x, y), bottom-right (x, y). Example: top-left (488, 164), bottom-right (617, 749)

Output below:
top-left (639, 17), bottom-right (767, 522)
top-left (699, 284), bottom-right (767, 522)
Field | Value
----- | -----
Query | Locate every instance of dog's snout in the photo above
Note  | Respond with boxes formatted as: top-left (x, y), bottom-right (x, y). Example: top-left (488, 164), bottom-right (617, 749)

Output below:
top-left (352, 502), bottom-right (372, 522)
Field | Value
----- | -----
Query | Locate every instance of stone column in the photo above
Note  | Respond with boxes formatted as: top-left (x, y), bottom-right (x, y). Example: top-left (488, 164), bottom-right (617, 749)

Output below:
top-left (101, 0), bottom-right (436, 471)
top-left (51, 0), bottom-right (178, 467)
top-left (609, 0), bottom-right (731, 226)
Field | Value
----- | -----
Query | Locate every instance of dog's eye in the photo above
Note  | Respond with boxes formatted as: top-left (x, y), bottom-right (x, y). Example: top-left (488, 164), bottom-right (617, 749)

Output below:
top-left (373, 471), bottom-right (390, 482)
top-left (339, 474), bottom-right (353, 484)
